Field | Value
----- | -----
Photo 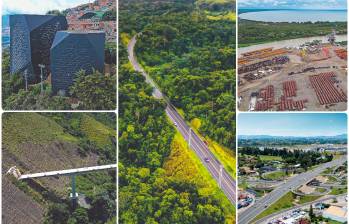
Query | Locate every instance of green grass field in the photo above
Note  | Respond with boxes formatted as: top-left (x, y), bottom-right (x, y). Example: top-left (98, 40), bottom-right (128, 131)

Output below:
top-left (259, 155), bottom-right (283, 161)
top-left (327, 176), bottom-right (338, 183)
top-left (2, 113), bottom-right (77, 153)
top-left (315, 187), bottom-right (327, 193)
top-left (80, 114), bottom-right (115, 148)
top-left (330, 187), bottom-right (347, 195)
top-left (327, 219), bottom-right (344, 224)
top-left (263, 171), bottom-right (287, 180)
top-left (254, 192), bottom-right (294, 221)
top-left (298, 195), bottom-right (321, 204)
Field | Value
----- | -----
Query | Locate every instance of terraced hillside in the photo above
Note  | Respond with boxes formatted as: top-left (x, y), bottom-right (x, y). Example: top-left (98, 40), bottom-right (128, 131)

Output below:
top-left (2, 113), bottom-right (116, 224)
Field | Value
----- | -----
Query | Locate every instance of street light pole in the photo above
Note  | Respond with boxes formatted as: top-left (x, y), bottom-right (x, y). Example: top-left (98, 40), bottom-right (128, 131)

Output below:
top-left (24, 69), bottom-right (28, 92)
top-left (38, 64), bottom-right (45, 94)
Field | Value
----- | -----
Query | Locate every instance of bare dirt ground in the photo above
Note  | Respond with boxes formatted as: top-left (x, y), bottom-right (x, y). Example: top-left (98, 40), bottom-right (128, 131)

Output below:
top-left (2, 177), bottom-right (45, 224)
top-left (238, 46), bottom-right (347, 111)
top-left (2, 140), bottom-right (100, 224)
top-left (238, 35), bottom-right (347, 56)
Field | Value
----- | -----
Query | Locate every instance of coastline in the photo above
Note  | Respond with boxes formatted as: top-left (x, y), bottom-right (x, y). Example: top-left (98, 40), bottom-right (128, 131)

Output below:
top-left (238, 34), bottom-right (347, 56)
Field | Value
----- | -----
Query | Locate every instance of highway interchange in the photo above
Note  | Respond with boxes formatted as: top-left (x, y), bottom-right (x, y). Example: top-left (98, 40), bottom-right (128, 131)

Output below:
top-left (128, 35), bottom-right (236, 205)
top-left (239, 156), bottom-right (347, 223)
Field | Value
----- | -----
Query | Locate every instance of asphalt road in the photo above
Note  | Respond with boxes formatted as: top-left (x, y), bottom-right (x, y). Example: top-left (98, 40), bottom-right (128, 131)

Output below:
top-left (128, 35), bottom-right (236, 204)
top-left (238, 156), bottom-right (347, 224)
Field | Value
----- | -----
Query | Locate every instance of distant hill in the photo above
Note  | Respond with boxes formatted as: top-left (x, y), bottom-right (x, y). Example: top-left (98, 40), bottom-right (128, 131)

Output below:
top-left (239, 134), bottom-right (347, 140)
top-left (238, 134), bottom-right (347, 147)
top-left (238, 8), bottom-right (275, 15)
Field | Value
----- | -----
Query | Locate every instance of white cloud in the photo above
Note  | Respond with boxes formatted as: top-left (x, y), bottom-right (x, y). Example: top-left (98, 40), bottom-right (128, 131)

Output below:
top-left (2, 0), bottom-right (90, 15)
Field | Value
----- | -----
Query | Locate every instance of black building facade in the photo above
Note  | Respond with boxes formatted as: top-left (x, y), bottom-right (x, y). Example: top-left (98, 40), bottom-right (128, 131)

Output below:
top-left (50, 31), bottom-right (105, 95)
top-left (10, 15), bottom-right (68, 82)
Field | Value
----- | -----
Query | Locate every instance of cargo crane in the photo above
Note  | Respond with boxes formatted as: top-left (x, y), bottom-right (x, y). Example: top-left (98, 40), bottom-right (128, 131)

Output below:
top-left (7, 164), bottom-right (117, 200)
top-left (328, 29), bottom-right (336, 45)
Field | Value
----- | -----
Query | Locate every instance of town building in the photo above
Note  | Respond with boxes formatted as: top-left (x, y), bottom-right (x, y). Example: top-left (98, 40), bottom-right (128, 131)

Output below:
top-left (65, 0), bottom-right (115, 42)
top-left (50, 31), bottom-right (105, 95)
top-left (10, 15), bottom-right (68, 82)
top-left (322, 205), bottom-right (347, 223)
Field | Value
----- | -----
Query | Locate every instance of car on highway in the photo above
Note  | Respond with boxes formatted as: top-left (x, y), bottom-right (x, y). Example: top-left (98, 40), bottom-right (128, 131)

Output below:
top-left (204, 157), bottom-right (210, 163)
top-left (174, 122), bottom-right (177, 127)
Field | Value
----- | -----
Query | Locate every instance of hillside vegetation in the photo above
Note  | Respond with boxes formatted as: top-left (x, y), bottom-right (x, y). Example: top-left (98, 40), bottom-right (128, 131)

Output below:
top-left (239, 19), bottom-right (347, 46)
top-left (2, 113), bottom-right (116, 224)
top-left (135, 1), bottom-right (236, 150)
top-left (119, 0), bottom-right (235, 223)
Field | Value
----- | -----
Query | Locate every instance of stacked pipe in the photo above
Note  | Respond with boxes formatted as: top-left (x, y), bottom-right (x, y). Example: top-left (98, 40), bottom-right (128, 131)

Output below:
top-left (283, 80), bottom-right (297, 97)
top-left (309, 72), bottom-right (347, 105)
top-left (256, 85), bottom-right (274, 111)
top-left (278, 99), bottom-right (308, 111)
top-left (238, 56), bottom-right (290, 74)
top-left (242, 48), bottom-right (273, 58)
top-left (334, 49), bottom-right (347, 60)
top-left (322, 47), bottom-right (330, 58)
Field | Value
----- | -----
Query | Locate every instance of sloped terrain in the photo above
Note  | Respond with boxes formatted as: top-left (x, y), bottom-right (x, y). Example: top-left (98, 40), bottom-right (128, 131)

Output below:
top-left (2, 113), bottom-right (116, 224)
top-left (2, 177), bottom-right (45, 224)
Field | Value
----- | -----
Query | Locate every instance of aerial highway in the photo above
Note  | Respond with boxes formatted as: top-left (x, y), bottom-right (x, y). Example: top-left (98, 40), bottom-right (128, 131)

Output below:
top-left (128, 35), bottom-right (236, 204)
top-left (17, 164), bottom-right (118, 180)
top-left (239, 156), bottom-right (347, 223)
top-left (8, 164), bottom-right (117, 200)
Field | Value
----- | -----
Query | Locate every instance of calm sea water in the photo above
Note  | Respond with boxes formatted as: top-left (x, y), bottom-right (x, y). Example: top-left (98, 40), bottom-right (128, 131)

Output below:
top-left (2, 36), bottom-right (10, 47)
top-left (2, 15), bottom-right (10, 48)
top-left (239, 10), bottom-right (347, 22)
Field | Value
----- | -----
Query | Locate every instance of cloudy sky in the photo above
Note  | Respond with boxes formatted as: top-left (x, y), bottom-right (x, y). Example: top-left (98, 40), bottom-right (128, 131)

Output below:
top-left (2, 0), bottom-right (90, 15)
top-left (238, 113), bottom-right (347, 137)
top-left (239, 0), bottom-right (347, 9)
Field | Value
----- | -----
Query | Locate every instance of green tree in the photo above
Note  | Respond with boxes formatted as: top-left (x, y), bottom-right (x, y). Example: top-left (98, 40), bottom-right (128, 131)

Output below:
top-left (44, 203), bottom-right (69, 224)
top-left (46, 10), bottom-right (64, 16)
top-left (69, 70), bottom-right (116, 110)
top-left (89, 192), bottom-right (115, 223)
top-left (68, 207), bottom-right (89, 224)
top-left (309, 204), bottom-right (314, 221)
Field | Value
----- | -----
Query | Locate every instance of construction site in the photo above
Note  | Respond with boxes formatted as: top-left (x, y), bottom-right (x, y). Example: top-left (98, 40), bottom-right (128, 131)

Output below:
top-left (238, 33), bottom-right (347, 111)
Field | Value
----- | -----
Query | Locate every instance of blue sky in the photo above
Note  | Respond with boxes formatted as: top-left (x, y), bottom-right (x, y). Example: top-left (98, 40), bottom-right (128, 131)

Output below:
top-left (238, 113), bottom-right (347, 136)
top-left (2, 0), bottom-right (90, 15)
top-left (239, 0), bottom-right (347, 10)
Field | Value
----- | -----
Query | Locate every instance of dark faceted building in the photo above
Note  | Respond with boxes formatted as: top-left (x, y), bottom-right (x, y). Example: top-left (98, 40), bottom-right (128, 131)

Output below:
top-left (51, 31), bottom-right (105, 95)
top-left (10, 15), bottom-right (68, 82)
